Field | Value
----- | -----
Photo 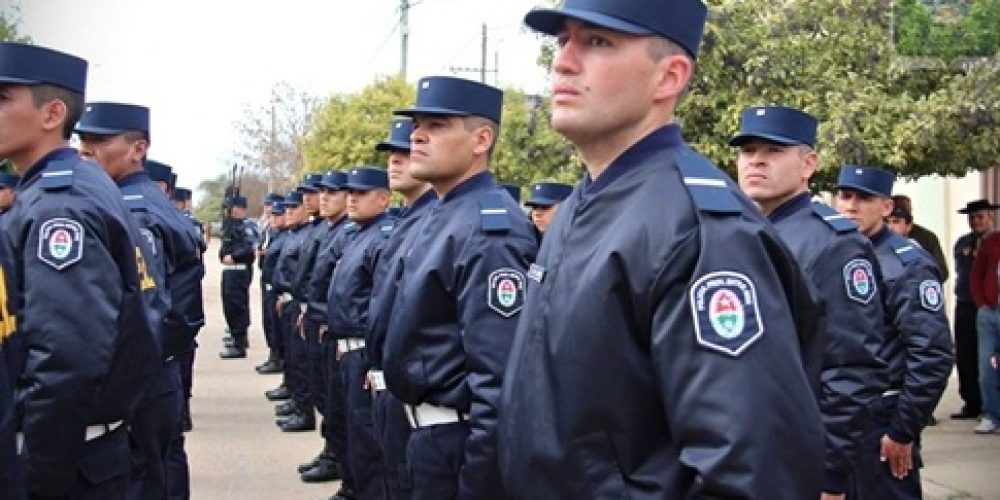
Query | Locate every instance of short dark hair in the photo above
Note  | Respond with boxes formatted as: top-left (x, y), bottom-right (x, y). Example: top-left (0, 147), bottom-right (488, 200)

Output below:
top-left (29, 84), bottom-right (84, 140)
top-left (462, 116), bottom-right (499, 161)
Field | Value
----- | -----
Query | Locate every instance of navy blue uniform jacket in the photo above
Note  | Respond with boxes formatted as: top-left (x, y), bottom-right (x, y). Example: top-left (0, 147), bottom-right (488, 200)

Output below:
top-left (498, 126), bottom-right (824, 499)
top-left (1, 148), bottom-right (160, 497)
top-left (384, 172), bottom-right (537, 499)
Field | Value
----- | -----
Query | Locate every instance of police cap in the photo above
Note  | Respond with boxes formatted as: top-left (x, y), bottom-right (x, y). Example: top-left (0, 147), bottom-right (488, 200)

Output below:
top-left (396, 76), bottom-right (503, 124)
top-left (375, 118), bottom-right (413, 152)
top-left (836, 165), bottom-right (895, 198)
top-left (525, 182), bottom-right (573, 207)
top-left (76, 102), bottom-right (150, 138)
top-left (344, 166), bottom-right (389, 191)
top-left (729, 105), bottom-right (817, 148)
top-left (0, 42), bottom-right (87, 94)
top-left (524, 0), bottom-right (708, 59)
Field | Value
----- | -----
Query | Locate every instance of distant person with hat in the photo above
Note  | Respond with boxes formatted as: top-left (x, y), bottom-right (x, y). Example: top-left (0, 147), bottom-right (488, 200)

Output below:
top-left (366, 117), bottom-right (435, 500)
top-left (173, 186), bottom-right (207, 248)
top-left (327, 166), bottom-right (393, 499)
top-left (0, 171), bottom-right (19, 211)
top-left (145, 159), bottom-right (172, 194)
top-left (732, 105), bottom-right (887, 499)
top-left (383, 75), bottom-right (537, 499)
top-left (951, 199), bottom-right (1000, 421)
top-left (967, 202), bottom-right (1000, 434)
top-left (891, 195), bottom-right (948, 283)
top-left (0, 42), bottom-right (161, 499)
top-left (886, 205), bottom-right (914, 239)
top-left (524, 181), bottom-right (572, 234)
top-left (218, 194), bottom-right (259, 359)
top-left (499, 2), bottom-right (824, 498)
top-left (77, 101), bottom-right (205, 500)
top-left (257, 195), bottom-right (290, 375)
top-left (834, 165), bottom-right (952, 499)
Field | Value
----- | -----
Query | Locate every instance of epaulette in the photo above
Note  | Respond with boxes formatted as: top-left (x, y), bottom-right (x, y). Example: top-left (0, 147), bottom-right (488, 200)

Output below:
top-left (479, 189), bottom-right (511, 234)
top-left (888, 235), bottom-right (920, 265)
top-left (118, 184), bottom-right (147, 212)
top-left (344, 221), bottom-right (358, 233)
top-left (40, 160), bottom-right (75, 191)
top-left (675, 152), bottom-right (742, 214)
top-left (811, 202), bottom-right (856, 233)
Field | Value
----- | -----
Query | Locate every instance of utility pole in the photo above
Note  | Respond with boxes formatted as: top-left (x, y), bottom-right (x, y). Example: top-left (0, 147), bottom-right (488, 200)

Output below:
top-left (480, 23), bottom-right (487, 83)
top-left (400, 0), bottom-right (410, 79)
top-left (449, 23), bottom-right (498, 83)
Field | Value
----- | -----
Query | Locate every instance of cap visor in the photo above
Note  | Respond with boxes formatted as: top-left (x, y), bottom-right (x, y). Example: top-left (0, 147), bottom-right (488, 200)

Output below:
top-left (728, 133), bottom-right (804, 147)
top-left (375, 140), bottom-right (411, 152)
top-left (317, 182), bottom-right (344, 190)
top-left (524, 8), bottom-right (655, 36)
top-left (0, 75), bottom-right (40, 86)
top-left (75, 125), bottom-right (127, 136)
top-left (394, 106), bottom-right (472, 118)
top-left (525, 198), bottom-right (557, 207)
top-left (836, 183), bottom-right (887, 198)
top-left (344, 183), bottom-right (382, 191)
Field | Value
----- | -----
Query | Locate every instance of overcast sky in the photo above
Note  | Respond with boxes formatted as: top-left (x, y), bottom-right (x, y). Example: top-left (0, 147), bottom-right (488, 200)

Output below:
top-left (13, 0), bottom-right (552, 200)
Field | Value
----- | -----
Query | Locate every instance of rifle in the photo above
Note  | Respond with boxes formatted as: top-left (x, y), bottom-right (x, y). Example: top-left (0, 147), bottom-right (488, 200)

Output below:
top-left (222, 164), bottom-right (241, 240)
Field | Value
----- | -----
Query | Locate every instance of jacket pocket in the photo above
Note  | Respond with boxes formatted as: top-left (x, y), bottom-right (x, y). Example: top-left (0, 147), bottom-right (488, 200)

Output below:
top-left (573, 431), bottom-right (631, 500)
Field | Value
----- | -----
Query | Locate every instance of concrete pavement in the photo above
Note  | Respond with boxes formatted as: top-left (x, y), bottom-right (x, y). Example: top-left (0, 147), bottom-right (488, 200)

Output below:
top-left (187, 239), bottom-right (999, 499)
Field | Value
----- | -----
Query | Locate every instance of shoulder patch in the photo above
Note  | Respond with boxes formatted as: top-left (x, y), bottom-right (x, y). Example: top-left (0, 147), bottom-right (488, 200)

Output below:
top-left (487, 268), bottom-right (525, 317)
top-left (689, 271), bottom-right (764, 357)
top-left (37, 218), bottom-right (84, 270)
top-left (811, 203), bottom-right (856, 233)
top-left (480, 190), bottom-right (511, 234)
top-left (40, 160), bottom-right (76, 191)
top-left (919, 280), bottom-right (943, 312)
top-left (843, 258), bottom-right (877, 304)
top-left (888, 236), bottom-right (920, 265)
top-left (676, 152), bottom-right (742, 215)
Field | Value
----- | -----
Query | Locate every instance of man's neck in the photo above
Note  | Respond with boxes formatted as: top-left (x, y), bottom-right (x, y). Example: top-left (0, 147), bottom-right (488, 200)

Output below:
top-left (12, 137), bottom-right (68, 175)
top-left (401, 185), bottom-right (432, 206)
top-left (758, 188), bottom-right (809, 216)
top-left (578, 115), bottom-right (672, 181)
top-left (433, 162), bottom-right (487, 199)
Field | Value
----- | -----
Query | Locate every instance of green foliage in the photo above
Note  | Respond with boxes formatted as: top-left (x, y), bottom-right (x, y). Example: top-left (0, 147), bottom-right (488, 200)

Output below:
top-left (679, 0), bottom-right (1000, 189)
top-left (0, 7), bottom-right (30, 43)
top-left (302, 75), bottom-right (415, 172)
top-left (492, 88), bottom-right (580, 191)
top-left (896, 0), bottom-right (1000, 58)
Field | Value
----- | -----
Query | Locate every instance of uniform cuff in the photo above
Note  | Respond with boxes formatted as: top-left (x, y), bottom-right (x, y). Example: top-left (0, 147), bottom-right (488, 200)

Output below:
top-left (823, 470), bottom-right (847, 494)
top-left (886, 426), bottom-right (914, 445)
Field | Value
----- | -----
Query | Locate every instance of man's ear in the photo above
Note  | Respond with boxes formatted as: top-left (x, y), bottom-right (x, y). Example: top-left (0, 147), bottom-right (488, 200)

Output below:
top-left (39, 98), bottom-right (69, 135)
top-left (651, 54), bottom-right (692, 104)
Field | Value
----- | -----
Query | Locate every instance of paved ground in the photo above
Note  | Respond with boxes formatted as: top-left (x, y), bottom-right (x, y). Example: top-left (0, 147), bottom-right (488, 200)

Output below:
top-left (188, 240), bottom-right (999, 499)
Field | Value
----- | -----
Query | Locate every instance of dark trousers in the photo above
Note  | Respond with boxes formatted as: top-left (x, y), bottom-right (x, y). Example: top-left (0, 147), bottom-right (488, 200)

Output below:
top-left (260, 283), bottom-right (285, 352)
top-left (304, 317), bottom-right (325, 418)
top-left (324, 337), bottom-right (355, 490)
top-left (30, 425), bottom-right (132, 500)
top-left (373, 389), bottom-right (412, 500)
top-left (407, 422), bottom-right (468, 500)
top-left (127, 361), bottom-right (183, 500)
top-left (955, 300), bottom-right (982, 413)
top-left (164, 432), bottom-right (189, 500)
top-left (281, 301), bottom-right (311, 413)
top-left (846, 396), bottom-right (922, 500)
top-left (342, 350), bottom-right (384, 500)
top-left (221, 269), bottom-right (252, 345)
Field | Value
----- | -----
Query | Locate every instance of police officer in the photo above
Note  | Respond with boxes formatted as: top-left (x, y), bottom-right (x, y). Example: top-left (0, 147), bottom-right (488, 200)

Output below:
top-left (146, 159), bottom-right (172, 194)
top-left (219, 195), bottom-right (259, 359)
top-left (257, 193), bottom-right (288, 374)
top-left (384, 76), bottom-right (538, 499)
top-left (731, 105), bottom-right (888, 499)
top-left (0, 172), bottom-right (19, 212)
top-left (0, 42), bottom-right (161, 499)
top-left (0, 226), bottom-right (23, 499)
top-left (368, 118), bottom-right (435, 500)
top-left (172, 187), bottom-right (207, 248)
top-left (297, 171), bottom-right (351, 487)
top-left (951, 199), bottom-right (999, 419)
top-left (524, 181), bottom-right (572, 234)
top-left (499, 2), bottom-right (825, 498)
top-left (75, 102), bottom-right (204, 500)
top-left (326, 166), bottom-right (393, 499)
top-left (270, 190), bottom-right (314, 429)
top-left (834, 166), bottom-right (953, 499)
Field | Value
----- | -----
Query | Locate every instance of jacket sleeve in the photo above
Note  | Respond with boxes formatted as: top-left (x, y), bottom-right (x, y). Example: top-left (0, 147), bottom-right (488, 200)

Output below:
top-left (650, 226), bottom-right (824, 499)
top-left (970, 238), bottom-right (989, 309)
top-left (886, 263), bottom-right (954, 443)
top-left (19, 207), bottom-right (125, 496)
top-left (812, 242), bottom-right (887, 493)
top-left (229, 222), bottom-right (259, 262)
top-left (926, 232), bottom-right (949, 284)
top-left (456, 232), bottom-right (536, 500)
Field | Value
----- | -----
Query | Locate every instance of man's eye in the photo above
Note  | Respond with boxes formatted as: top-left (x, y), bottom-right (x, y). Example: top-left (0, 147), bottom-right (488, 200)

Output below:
top-left (587, 36), bottom-right (611, 47)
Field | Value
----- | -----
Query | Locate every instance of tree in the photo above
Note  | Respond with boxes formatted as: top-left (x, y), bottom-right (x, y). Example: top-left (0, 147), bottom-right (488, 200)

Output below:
top-left (896, 0), bottom-right (1000, 58)
top-left (302, 75), bottom-right (415, 172)
top-left (195, 170), bottom-right (269, 223)
top-left (231, 81), bottom-right (320, 195)
top-left (0, 5), bottom-right (30, 173)
top-left (492, 88), bottom-right (580, 191)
